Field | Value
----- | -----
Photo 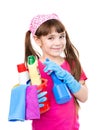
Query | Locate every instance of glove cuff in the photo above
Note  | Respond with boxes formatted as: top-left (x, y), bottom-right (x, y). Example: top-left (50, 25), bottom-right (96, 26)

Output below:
top-left (69, 80), bottom-right (81, 93)
top-left (64, 72), bottom-right (81, 93)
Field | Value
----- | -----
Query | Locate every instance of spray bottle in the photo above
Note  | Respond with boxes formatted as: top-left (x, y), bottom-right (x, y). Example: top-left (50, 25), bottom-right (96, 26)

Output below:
top-left (27, 55), bottom-right (41, 85)
top-left (51, 72), bottom-right (72, 104)
top-left (17, 63), bottom-right (30, 85)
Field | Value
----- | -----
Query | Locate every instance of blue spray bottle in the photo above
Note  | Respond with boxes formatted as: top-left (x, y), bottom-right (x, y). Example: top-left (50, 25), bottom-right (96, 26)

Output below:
top-left (51, 72), bottom-right (72, 104)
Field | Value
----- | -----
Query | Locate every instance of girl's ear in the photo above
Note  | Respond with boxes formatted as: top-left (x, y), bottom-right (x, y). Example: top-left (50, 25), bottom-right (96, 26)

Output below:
top-left (33, 36), bottom-right (42, 47)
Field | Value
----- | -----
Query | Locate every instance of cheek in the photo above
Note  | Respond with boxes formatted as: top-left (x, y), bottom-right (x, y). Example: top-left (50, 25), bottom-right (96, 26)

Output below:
top-left (41, 43), bottom-right (51, 51)
top-left (63, 42), bottom-right (66, 48)
top-left (63, 39), bottom-right (66, 45)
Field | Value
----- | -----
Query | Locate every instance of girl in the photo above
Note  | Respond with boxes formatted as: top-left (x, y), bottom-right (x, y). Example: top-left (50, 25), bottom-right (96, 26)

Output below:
top-left (24, 13), bottom-right (88, 130)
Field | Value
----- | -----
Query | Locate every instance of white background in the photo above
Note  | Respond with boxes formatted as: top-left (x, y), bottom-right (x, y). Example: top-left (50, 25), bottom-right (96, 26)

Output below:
top-left (0, 0), bottom-right (110, 129)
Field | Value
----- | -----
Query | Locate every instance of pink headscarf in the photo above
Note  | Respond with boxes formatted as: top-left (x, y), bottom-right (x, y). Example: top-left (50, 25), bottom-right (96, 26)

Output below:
top-left (29, 13), bottom-right (60, 36)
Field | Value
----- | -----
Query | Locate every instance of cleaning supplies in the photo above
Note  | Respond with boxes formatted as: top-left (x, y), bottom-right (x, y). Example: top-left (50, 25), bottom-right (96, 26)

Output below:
top-left (27, 55), bottom-right (50, 113)
top-left (17, 63), bottom-right (30, 85)
top-left (27, 55), bottom-right (41, 85)
top-left (51, 72), bottom-right (72, 104)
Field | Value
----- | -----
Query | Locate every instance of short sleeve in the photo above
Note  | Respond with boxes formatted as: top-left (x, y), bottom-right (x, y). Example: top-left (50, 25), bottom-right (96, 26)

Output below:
top-left (80, 69), bottom-right (88, 81)
top-left (61, 60), bottom-right (88, 81)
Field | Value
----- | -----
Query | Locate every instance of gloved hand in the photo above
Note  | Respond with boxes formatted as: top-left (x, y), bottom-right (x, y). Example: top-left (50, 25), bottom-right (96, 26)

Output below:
top-left (44, 59), bottom-right (81, 94)
top-left (37, 89), bottom-right (47, 108)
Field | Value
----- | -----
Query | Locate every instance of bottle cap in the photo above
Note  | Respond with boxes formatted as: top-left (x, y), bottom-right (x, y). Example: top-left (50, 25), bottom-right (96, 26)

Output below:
top-left (28, 55), bottom-right (35, 65)
top-left (17, 63), bottom-right (27, 73)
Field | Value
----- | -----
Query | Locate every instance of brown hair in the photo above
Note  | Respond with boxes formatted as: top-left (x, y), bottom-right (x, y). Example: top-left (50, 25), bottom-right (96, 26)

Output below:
top-left (24, 19), bottom-right (81, 109)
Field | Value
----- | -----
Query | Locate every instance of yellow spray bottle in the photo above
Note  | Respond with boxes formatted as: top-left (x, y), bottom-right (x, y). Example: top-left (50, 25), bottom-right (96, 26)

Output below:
top-left (27, 55), bottom-right (41, 85)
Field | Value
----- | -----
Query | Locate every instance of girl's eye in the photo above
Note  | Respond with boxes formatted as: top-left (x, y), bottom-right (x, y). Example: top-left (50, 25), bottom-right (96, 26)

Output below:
top-left (59, 35), bottom-right (65, 39)
top-left (48, 37), bottom-right (54, 40)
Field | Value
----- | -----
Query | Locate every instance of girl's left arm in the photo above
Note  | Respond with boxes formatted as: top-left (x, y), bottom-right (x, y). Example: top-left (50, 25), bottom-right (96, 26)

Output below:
top-left (73, 80), bottom-right (88, 103)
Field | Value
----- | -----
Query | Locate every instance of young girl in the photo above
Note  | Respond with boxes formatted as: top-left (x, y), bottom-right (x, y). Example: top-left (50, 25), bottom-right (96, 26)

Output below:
top-left (24, 13), bottom-right (88, 130)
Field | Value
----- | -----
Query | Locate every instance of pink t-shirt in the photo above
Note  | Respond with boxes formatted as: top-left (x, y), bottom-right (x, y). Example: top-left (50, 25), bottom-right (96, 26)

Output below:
top-left (32, 60), bottom-right (87, 130)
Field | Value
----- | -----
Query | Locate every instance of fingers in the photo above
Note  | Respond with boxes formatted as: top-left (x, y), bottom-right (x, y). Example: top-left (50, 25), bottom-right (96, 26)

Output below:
top-left (37, 91), bottom-right (47, 98)
top-left (37, 89), bottom-right (43, 93)
top-left (44, 66), bottom-right (53, 75)
top-left (39, 103), bottom-right (44, 108)
top-left (37, 91), bottom-right (47, 108)
top-left (38, 97), bottom-right (47, 103)
top-left (43, 60), bottom-right (57, 74)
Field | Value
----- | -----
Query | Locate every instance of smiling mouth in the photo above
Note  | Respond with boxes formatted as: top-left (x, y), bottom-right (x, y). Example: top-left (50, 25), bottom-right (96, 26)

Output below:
top-left (52, 48), bottom-right (61, 52)
top-left (52, 47), bottom-right (61, 50)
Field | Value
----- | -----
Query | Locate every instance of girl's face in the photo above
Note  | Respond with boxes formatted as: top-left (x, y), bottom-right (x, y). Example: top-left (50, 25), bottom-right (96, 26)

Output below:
top-left (36, 29), bottom-right (66, 60)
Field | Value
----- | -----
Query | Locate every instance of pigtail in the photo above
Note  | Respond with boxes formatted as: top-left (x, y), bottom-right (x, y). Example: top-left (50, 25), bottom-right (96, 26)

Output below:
top-left (64, 32), bottom-right (81, 81)
top-left (64, 31), bottom-right (82, 112)
top-left (24, 31), bottom-right (40, 63)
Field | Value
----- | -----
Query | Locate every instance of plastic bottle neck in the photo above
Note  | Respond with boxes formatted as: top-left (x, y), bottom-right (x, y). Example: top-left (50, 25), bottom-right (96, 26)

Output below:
top-left (51, 72), bottom-right (62, 84)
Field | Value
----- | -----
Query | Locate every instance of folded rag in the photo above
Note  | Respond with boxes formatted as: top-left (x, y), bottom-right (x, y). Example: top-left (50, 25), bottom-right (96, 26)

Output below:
top-left (8, 84), bottom-right (28, 121)
top-left (25, 85), bottom-right (40, 120)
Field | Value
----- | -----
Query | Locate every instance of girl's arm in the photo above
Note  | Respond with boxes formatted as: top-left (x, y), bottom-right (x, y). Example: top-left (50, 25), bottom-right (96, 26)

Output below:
top-left (74, 80), bottom-right (88, 102)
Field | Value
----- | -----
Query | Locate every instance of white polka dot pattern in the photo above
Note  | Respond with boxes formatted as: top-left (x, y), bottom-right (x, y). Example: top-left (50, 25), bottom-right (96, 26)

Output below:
top-left (29, 13), bottom-right (60, 36)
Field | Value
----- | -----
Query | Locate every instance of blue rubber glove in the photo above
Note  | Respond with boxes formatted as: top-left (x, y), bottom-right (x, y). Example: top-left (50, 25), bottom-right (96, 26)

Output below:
top-left (37, 89), bottom-right (47, 108)
top-left (44, 59), bottom-right (81, 94)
